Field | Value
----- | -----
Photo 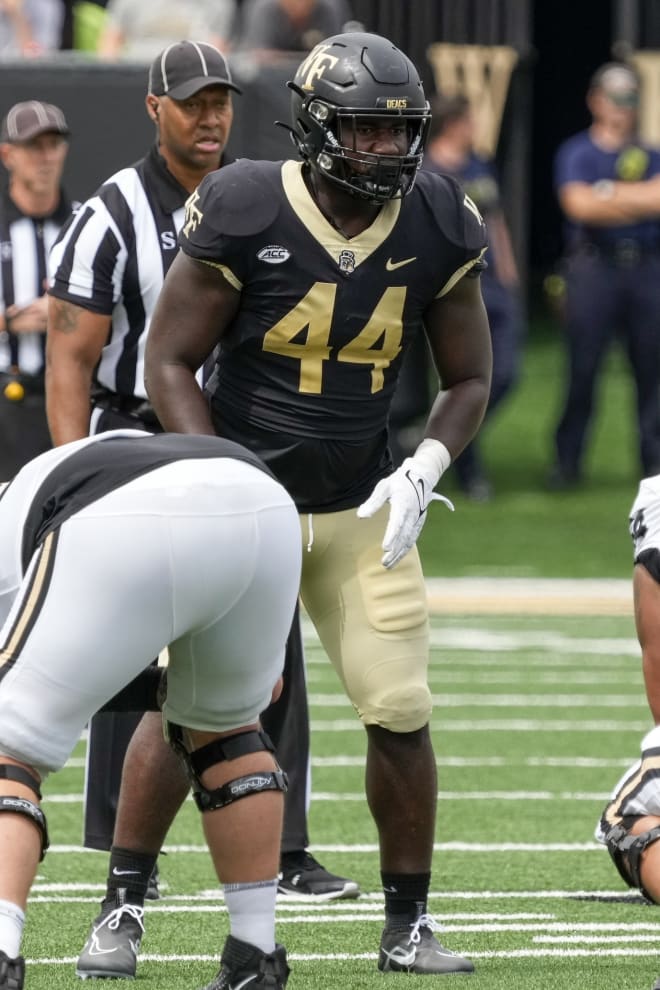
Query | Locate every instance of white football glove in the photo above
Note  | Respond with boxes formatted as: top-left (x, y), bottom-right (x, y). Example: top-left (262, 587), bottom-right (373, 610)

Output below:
top-left (357, 439), bottom-right (454, 569)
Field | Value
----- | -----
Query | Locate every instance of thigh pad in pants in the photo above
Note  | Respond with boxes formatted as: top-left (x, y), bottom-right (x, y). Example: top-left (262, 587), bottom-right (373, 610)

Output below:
top-left (300, 506), bottom-right (431, 732)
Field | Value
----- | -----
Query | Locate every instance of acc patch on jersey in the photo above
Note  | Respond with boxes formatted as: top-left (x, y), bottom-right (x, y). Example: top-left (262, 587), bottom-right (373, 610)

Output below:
top-left (257, 245), bottom-right (291, 264)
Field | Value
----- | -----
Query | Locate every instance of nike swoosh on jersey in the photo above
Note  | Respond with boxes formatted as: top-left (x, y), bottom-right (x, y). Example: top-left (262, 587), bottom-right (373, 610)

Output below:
top-left (112, 868), bottom-right (140, 876)
top-left (386, 256), bottom-right (417, 271)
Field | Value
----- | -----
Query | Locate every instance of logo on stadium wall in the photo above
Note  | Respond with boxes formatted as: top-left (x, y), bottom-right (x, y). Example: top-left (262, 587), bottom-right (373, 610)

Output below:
top-left (426, 42), bottom-right (518, 158)
top-left (257, 245), bottom-right (291, 263)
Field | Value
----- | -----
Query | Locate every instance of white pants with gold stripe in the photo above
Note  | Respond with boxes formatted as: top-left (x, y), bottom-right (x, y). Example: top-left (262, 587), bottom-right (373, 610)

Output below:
top-left (0, 458), bottom-right (301, 778)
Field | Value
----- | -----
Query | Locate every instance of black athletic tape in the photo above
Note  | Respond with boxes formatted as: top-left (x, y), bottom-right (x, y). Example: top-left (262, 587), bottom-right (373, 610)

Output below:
top-left (190, 729), bottom-right (276, 776)
top-left (0, 763), bottom-right (41, 800)
top-left (193, 769), bottom-right (288, 813)
top-left (0, 795), bottom-right (49, 860)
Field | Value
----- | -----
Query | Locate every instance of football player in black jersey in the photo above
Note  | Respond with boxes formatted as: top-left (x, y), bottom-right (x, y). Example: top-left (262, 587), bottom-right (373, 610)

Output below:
top-left (145, 32), bottom-right (492, 976)
top-left (50, 42), bottom-right (356, 985)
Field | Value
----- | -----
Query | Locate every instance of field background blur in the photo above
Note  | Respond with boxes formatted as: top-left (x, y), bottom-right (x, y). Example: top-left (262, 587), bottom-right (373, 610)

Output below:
top-left (420, 316), bottom-right (638, 580)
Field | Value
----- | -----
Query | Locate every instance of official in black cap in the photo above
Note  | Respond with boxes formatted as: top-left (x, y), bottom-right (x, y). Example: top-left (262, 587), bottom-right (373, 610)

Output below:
top-left (148, 39), bottom-right (242, 99)
top-left (0, 100), bottom-right (73, 481)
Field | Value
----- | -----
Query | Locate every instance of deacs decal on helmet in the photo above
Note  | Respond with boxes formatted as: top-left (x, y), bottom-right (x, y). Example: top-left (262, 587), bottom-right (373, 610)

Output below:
top-left (284, 32), bottom-right (431, 203)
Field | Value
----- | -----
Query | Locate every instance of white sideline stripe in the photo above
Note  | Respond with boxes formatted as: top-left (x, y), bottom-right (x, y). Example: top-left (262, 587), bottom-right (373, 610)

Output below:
top-left (432, 671), bottom-right (635, 685)
top-left (305, 631), bottom-right (640, 661)
top-left (307, 692), bottom-right (647, 708)
top-left (41, 791), bottom-right (612, 804)
top-left (58, 754), bottom-right (634, 771)
top-left (44, 842), bottom-right (605, 854)
top-left (428, 655), bottom-right (636, 668)
top-left (428, 629), bottom-right (639, 655)
top-left (425, 577), bottom-right (632, 616)
top-left (309, 756), bottom-right (632, 768)
top-left (25, 947), bottom-right (660, 965)
top-left (304, 578), bottom-right (634, 618)
top-left (536, 935), bottom-right (660, 943)
top-left (60, 909), bottom-right (657, 932)
top-left (311, 718), bottom-right (650, 731)
top-left (26, 887), bottom-right (644, 904)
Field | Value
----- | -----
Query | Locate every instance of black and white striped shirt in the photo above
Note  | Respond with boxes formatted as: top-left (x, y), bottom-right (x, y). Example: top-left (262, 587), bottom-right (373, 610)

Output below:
top-left (0, 188), bottom-right (73, 376)
top-left (49, 145), bottom-right (216, 401)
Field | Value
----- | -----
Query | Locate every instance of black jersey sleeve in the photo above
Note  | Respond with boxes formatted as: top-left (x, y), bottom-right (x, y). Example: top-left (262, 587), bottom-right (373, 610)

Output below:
top-left (416, 170), bottom-right (489, 274)
top-left (179, 161), bottom-right (284, 282)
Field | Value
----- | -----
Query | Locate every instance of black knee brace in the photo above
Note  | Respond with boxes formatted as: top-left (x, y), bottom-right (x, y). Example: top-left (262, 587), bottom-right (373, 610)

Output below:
top-left (0, 764), bottom-right (49, 860)
top-left (605, 821), bottom-right (660, 902)
top-left (166, 723), bottom-right (288, 813)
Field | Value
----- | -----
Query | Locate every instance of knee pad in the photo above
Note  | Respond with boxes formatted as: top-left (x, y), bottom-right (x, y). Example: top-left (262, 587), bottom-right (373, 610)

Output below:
top-left (605, 821), bottom-right (660, 902)
top-left (360, 682), bottom-right (432, 733)
top-left (0, 764), bottom-right (49, 860)
top-left (166, 723), bottom-right (288, 813)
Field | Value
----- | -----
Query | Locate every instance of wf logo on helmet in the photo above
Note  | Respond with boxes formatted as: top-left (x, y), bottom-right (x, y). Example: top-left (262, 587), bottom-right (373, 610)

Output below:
top-left (297, 44), bottom-right (339, 91)
top-left (182, 189), bottom-right (203, 238)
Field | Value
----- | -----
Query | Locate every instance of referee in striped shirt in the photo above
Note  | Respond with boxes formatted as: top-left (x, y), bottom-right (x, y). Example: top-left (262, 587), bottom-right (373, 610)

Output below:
top-left (0, 101), bottom-right (73, 480)
top-left (47, 39), bottom-right (356, 980)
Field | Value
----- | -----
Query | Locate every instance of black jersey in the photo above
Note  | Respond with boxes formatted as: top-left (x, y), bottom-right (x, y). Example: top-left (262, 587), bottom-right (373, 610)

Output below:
top-left (181, 159), bottom-right (487, 511)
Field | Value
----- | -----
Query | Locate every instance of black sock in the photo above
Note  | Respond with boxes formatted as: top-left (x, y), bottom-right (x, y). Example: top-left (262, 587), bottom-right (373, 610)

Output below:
top-left (381, 871), bottom-right (430, 928)
top-left (280, 849), bottom-right (308, 870)
top-left (105, 846), bottom-right (158, 905)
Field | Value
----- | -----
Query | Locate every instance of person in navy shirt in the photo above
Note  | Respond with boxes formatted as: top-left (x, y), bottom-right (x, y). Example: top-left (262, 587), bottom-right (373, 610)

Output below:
top-left (549, 62), bottom-right (660, 489)
top-left (422, 93), bottom-right (522, 501)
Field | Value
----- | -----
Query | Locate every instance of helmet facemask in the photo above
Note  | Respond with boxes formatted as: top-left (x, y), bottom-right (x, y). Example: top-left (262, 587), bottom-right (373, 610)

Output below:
top-left (306, 99), bottom-right (430, 202)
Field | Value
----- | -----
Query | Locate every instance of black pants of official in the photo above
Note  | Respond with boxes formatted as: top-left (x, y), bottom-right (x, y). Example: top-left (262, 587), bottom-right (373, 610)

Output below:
top-left (83, 403), bottom-right (310, 855)
top-left (0, 372), bottom-right (51, 480)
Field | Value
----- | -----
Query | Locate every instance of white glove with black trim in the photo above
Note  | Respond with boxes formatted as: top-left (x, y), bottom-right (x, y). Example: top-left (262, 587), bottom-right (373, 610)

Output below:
top-left (357, 438), bottom-right (454, 569)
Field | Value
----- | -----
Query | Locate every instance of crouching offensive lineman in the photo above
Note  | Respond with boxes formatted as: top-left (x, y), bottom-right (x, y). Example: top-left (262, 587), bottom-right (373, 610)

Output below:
top-left (595, 727), bottom-right (660, 906)
top-left (0, 429), bottom-right (301, 990)
top-left (596, 473), bottom-right (660, 990)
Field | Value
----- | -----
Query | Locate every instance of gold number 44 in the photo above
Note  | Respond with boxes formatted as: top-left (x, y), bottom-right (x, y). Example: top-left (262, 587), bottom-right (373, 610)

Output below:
top-left (263, 282), bottom-right (406, 394)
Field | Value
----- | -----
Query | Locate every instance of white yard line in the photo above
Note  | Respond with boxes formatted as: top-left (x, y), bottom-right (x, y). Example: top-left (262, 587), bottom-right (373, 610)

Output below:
top-left (426, 577), bottom-right (632, 615)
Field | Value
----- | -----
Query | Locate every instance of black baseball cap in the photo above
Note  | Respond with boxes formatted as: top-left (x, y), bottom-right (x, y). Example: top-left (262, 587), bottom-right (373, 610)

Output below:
top-left (1, 100), bottom-right (70, 143)
top-left (148, 41), bottom-right (242, 100)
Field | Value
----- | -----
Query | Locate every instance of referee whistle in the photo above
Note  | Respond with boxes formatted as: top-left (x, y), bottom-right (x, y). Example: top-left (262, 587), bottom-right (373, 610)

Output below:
top-left (3, 380), bottom-right (25, 402)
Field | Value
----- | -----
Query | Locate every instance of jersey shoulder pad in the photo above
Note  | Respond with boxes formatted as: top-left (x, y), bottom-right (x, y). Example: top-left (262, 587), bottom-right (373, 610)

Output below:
top-left (186, 160), bottom-right (284, 242)
top-left (414, 169), bottom-right (488, 256)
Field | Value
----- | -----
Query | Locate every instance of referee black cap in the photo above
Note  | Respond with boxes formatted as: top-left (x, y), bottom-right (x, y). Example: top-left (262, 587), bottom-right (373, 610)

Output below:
top-left (1, 101), bottom-right (70, 144)
top-left (148, 41), bottom-right (242, 100)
